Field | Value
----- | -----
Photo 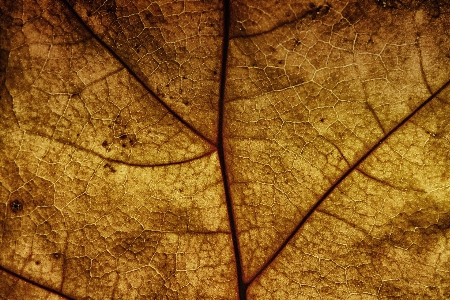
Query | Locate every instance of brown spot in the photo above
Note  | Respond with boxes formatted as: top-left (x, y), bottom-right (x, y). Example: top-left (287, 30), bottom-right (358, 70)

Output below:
top-left (104, 163), bottom-right (116, 173)
top-left (437, 212), bottom-right (450, 230)
top-left (118, 133), bottom-right (137, 148)
top-left (10, 199), bottom-right (23, 213)
top-left (333, 19), bottom-right (350, 32)
top-left (102, 140), bottom-right (108, 148)
top-left (53, 253), bottom-right (61, 259)
top-left (309, 3), bottom-right (331, 20)
top-left (35, 261), bottom-right (40, 265)
top-left (375, 0), bottom-right (399, 9)
top-left (342, 1), bottom-right (364, 24)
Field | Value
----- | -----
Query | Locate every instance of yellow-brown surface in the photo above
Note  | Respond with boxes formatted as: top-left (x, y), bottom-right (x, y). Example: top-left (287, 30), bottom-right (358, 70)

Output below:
top-left (0, 0), bottom-right (449, 299)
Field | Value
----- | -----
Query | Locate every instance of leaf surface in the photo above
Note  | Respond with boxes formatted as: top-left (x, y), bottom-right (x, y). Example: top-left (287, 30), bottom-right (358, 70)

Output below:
top-left (0, 0), bottom-right (450, 299)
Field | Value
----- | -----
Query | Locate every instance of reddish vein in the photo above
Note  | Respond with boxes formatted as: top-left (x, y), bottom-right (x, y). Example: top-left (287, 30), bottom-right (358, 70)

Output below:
top-left (248, 78), bottom-right (450, 285)
top-left (0, 265), bottom-right (75, 300)
top-left (217, 0), bottom-right (247, 299)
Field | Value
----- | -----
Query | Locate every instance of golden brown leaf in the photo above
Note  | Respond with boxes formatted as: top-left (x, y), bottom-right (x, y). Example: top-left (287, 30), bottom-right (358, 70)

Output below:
top-left (0, 0), bottom-right (449, 299)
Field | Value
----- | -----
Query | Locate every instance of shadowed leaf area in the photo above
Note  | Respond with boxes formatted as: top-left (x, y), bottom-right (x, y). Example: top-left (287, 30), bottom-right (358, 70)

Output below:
top-left (0, 0), bottom-right (450, 299)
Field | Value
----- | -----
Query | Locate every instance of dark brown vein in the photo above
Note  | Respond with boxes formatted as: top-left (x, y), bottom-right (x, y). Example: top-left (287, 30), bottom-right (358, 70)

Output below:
top-left (22, 129), bottom-right (216, 167)
top-left (59, 0), bottom-right (216, 148)
top-left (357, 167), bottom-right (426, 193)
top-left (0, 265), bottom-right (75, 300)
top-left (247, 78), bottom-right (450, 285)
top-left (218, 0), bottom-right (247, 299)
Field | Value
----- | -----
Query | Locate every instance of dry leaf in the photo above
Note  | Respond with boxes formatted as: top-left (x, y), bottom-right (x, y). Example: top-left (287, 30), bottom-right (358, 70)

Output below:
top-left (1, 0), bottom-right (450, 299)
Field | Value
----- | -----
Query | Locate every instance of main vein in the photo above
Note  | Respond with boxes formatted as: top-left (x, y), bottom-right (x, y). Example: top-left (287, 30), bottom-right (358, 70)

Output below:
top-left (217, 0), bottom-right (247, 299)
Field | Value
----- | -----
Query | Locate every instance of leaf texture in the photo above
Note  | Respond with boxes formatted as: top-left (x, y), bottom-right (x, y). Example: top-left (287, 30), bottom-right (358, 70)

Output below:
top-left (0, 0), bottom-right (450, 299)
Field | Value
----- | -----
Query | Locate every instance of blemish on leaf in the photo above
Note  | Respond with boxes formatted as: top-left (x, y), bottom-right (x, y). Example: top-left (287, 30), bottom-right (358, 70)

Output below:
top-left (437, 212), bottom-right (450, 230)
top-left (342, 1), bottom-right (364, 24)
top-left (104, 163), bottom-right (116, 173)
top-left (35, 261), bottom-right (40, 265)
top-left (310, 2), bottom-right (331, 20)
top-left (374, 0), bottom-right (448, 17)
top-left (114, 115), bottom-right (122, 125)
top-left (375, 0), bottom-right (399, 9)
top-left (53, 253), bottom-right (61, 259)
top-left (102, 140), bottom-right (108, 148)
top-left (118, 133), bottom-right (137, 148)
top-left (10, 200), bottom-right (23, 213)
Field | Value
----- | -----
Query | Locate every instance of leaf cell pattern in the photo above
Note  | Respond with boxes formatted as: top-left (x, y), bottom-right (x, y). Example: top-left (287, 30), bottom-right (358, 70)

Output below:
top-left (0, 0), bottom-right (450, 299)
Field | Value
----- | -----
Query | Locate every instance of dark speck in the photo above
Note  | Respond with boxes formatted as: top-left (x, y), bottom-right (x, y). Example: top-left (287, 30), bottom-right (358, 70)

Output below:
top-left (53, 253), bottom-right (61, 259)
top-left (102, 140), bottom-right (108, 148)
top-left (119, 134), bottom-right (127, 140)
top-left (35, 261), bottom-right (40, 265)
top-left (10, 200), bottom-right (23, 213)
top-left (104, 163), bottom-right (116, 173)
